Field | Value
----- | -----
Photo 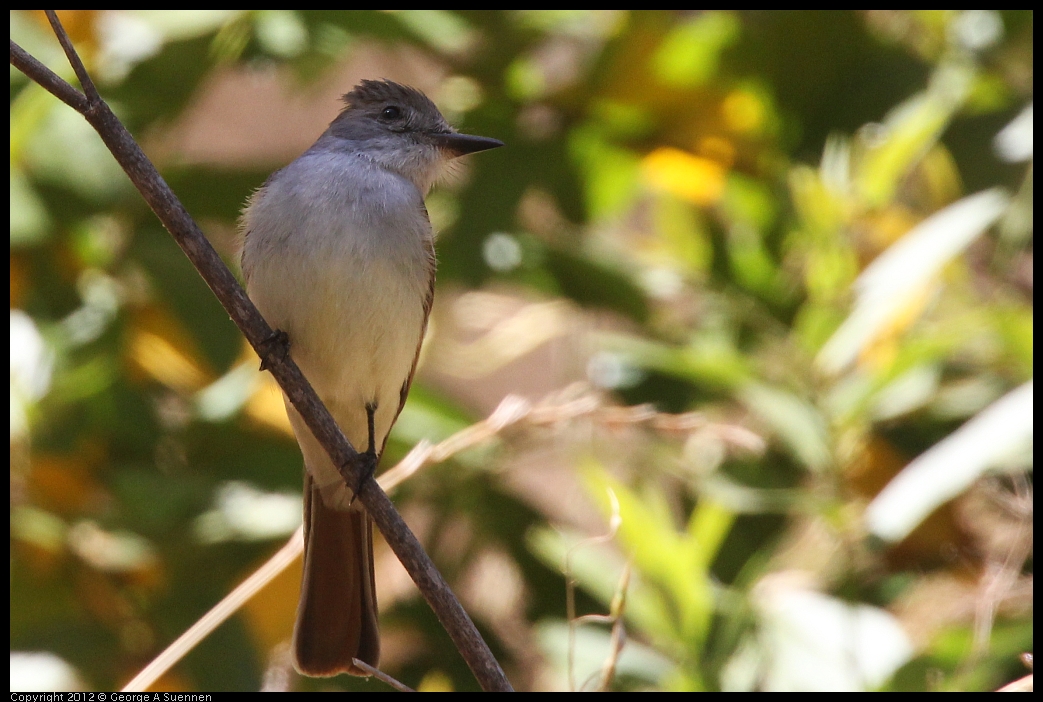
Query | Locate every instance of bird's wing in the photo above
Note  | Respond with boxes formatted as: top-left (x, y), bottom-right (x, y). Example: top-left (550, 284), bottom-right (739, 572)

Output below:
top-left (381, 213), bottom-right (436, 456)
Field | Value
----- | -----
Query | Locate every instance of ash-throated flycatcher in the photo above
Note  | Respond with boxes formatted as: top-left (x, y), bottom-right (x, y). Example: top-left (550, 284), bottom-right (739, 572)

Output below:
top-left (239, 79), bottom-right (502, 677)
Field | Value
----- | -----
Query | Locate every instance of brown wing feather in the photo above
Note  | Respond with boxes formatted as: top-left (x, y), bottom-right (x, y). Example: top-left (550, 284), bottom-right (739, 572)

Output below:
top-left (380, 210), bottom-right (436, 456)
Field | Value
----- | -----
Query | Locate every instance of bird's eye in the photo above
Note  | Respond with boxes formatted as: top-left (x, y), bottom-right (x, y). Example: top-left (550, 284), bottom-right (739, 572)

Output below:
top-left (381, 106), bottom-right (402, 120)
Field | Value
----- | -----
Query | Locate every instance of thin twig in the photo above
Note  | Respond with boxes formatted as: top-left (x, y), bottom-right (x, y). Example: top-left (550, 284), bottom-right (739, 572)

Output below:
top-left (44, 10), bottom-right (100, 102)
top-left (12, 14), bottom-right (511, 693)
top-left (9, 40), bottom-right (89, 112)
top-left (566, 488), bottom-right (623, 692)
top-left (122, 528), bottom-right (305, 692)
top-left (351, 659), bottom-right (416, 692)
top-left (381, 387), bottom-right (764, 494)
top-left (595, 564), bottom-right (630, 692)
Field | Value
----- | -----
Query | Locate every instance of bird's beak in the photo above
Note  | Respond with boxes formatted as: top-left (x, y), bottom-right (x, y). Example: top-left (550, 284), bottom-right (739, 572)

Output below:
top-left (434, 132), bottom-right (504, 157)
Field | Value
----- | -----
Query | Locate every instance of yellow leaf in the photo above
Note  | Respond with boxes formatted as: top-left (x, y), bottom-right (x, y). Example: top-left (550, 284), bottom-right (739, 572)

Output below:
top-left (642, 147), bottom-right (726, 206)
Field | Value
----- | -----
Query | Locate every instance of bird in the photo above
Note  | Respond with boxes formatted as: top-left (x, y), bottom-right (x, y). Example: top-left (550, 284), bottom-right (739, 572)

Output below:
top-left (238, 79), bottom-right (502, 677)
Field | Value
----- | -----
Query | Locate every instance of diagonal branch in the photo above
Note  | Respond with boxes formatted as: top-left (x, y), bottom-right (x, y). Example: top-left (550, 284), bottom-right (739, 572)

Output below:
top-left (10, 39), bottom-right (89, 112)
top-left (11, 11), bottom-right (511, 693)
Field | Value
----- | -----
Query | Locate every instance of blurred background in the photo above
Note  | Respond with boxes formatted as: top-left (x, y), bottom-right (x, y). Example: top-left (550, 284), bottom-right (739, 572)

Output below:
top-left (10, 10), bottom-right (1033, 692)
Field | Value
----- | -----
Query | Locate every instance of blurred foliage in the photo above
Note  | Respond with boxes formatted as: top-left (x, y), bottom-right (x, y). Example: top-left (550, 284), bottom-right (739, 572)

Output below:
top-left (10, 10), bottom-right (1032, 692)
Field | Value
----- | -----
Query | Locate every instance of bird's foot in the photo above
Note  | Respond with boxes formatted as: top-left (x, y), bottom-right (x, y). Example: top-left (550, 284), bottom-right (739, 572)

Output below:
top-left (258, 329), bottom-right (290, 372)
